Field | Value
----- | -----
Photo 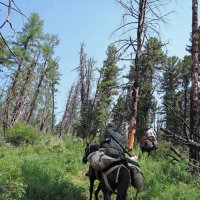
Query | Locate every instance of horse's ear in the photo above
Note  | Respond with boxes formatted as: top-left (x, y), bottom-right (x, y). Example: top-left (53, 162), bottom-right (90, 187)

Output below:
top-left (85, 137), bottom-right (88, 146)
top-left (87, 135), bottom-right (94, 144)
top-left (85, 137), bottom-right (89, 146)
top-left (91, 138), bottom-right (96, 144)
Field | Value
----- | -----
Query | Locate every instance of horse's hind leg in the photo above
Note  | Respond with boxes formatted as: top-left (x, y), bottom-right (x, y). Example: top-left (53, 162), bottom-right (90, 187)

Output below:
top-left (89, 178), bottom-right (94, 200)
top-left (116, 168), bottom-right (130, 200)
top-left (94, 182), bottom-right (101, 200)
top-left (103, 191), bottom-right (111, 200)
top-left (116, 183), bottom-right (129, 200)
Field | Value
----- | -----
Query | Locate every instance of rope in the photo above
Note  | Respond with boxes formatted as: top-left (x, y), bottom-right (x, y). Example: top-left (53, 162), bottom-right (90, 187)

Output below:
top-left (101, 164), bottom-right (125, 192)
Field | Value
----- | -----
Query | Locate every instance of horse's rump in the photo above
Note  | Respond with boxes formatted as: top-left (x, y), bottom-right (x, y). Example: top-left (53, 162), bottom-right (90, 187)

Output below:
top-left (101, 164), bottom-right (131, 193)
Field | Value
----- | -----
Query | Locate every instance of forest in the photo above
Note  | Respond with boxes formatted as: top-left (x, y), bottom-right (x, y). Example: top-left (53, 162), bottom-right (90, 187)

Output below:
top-left (0, 0), bottom-right (200, 200)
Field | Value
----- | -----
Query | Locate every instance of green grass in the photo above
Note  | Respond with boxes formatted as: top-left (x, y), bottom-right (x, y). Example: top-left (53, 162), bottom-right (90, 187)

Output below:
top-left (0, 131), bottom-right (200, 200)
top-left (0, 135), bottom-right (89, 200)
top-left (133, 142), bottom-right (200, 200)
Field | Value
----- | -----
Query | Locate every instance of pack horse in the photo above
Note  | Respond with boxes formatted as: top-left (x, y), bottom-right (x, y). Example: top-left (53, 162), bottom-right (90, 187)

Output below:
top-left (82, 143), bottom-right (144, 200)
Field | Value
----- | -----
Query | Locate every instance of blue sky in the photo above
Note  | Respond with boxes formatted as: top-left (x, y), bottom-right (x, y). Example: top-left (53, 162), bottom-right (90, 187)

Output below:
top-left (1, 0), bottom-right (198, 119)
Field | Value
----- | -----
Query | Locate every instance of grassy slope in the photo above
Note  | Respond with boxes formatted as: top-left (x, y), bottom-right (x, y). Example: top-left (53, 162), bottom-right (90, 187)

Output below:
top-left (0, 136), bottom-right (89, 200)
top-left (0, 136), bottom-right (200, 200)
top-left (137, 143), bottom-right (200, 200)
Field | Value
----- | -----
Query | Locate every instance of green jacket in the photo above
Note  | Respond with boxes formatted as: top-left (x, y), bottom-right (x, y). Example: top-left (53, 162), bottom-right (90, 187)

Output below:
top-left (100, 127), bottom-right (124, 156)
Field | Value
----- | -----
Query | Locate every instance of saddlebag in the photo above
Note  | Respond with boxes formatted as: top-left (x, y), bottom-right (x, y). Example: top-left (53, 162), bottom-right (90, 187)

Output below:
top-left (87, 149), bottom-right (121, 171)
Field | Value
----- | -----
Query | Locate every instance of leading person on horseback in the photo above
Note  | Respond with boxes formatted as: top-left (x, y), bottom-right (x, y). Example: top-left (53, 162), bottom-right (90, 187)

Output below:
top-left (100, 122), bottom-right (125, 158)
top-left (145, 126), bottom-right (158, 149)
top-left (140, 125), bottom-right (158, 156)
top-left (100, 122), bottom-right (140, 163)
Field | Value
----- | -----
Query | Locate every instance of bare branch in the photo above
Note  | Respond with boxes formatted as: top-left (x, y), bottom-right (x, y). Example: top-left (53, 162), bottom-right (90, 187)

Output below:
top-left (169, 146), bottom-right (183, 158)
top-left (168, 154), bottom-right (181, 163)
top-left (0, 1), bottom-right (27, 19)
top-left (163, 102), bottom-right (190, 140)
top-left (0, 32), bottom-right (17, 57)
top-left (163, 102), bottom-right (200, 140)
top-left (114, 0), bottom-right (174, 59)
top-left (0, 0), bottom-right (12, 29)
top-left (11, 0), bottom-right (27, 19)
top-left (160, 128), bottom-right (200, 150)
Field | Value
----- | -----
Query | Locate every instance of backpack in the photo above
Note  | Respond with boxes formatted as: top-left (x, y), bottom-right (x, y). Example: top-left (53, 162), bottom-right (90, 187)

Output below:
top-left (87, 150), bottom-right (121, 171)
top-left (100, 128), bottom-right (124, 156)
top-left (141, 138), bottom-right (154, 151)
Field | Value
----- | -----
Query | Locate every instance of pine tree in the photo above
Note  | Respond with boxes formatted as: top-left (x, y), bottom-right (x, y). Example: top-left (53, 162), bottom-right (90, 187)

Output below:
top-left (95, 45), bottom-right (121, 125)
top-left (179, 56), bottom-right (191, 136)
top-left (160, 56), bottom-right (183, 133)
top-left (137, 37), bottom-right (165, 134)
top-left (75, 45), bottom-right (121, 138)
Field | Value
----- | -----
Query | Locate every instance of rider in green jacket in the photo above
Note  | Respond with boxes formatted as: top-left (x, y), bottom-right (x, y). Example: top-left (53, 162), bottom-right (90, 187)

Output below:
top-left (100, 123), bottom-right (125, 157)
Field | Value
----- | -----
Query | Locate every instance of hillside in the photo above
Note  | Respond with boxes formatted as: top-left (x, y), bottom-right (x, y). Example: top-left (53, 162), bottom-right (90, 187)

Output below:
top-left (1, 3), bottom-right (200, 197)
top-left (0, 127), bottom-right (200, 200)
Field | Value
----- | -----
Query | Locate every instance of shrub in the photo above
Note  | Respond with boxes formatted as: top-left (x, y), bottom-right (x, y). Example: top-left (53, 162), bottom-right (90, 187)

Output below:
top-left (0, 136), bottom-right (6, 147)
top-left (137, 141), bottom-right (200, 200)
top-left (0, 125), bottom-right (4, 136)
top-left (0, 162), bottom-right (26, 200)
top-left (21, 159), bottom-right (86, 200)
top-left (0, 125), bottom-right (6, 147)
top-left (5, 123), bottom-right (39, 146)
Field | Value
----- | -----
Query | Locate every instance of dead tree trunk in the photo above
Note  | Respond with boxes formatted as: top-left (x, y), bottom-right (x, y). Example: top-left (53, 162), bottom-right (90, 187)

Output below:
top-left (40, 95), bottom-right (50, 131)
top-left (79, 43), bottom-right (87, 113)
top-left (0, 63), bottom-right (22, 128)
top-left (65, 82), bottom-right (80, 135)
top-left (59, 84), bottom-right (75, 137)
top-left (127, 81), bottom-right (139, 150)
top-left (127, 0), bottom-right (146, 150)
top-left (115, 0), bottom-right (172, 150)
top-left (26, 59), bottom-right (49, 124)
top-left (51, 82), bottom-right (55, 133)
top-left (183, 85), bottom-right (189, 137)
top-left (190, 0), bottom-right (200, 166)
top-left (11, 53), bottom-right (39, 125)
top-left (26, 74), bottom-right (45, 124)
